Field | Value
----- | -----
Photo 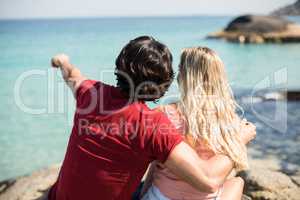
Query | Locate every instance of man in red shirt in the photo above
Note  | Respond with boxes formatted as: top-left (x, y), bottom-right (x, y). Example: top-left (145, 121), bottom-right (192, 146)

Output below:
top-left (48, 36), bottom-right (255, 200)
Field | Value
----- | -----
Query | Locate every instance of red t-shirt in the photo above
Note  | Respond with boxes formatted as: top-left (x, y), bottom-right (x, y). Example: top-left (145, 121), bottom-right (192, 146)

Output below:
top-left (48, 80), bottom-right (183, 200)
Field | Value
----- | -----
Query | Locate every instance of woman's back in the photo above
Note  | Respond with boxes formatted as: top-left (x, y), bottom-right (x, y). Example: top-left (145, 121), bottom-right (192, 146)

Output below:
top-left (146, 46), bottom-right (250, 200)
top-left (152, 104), bottom-right (220, 199)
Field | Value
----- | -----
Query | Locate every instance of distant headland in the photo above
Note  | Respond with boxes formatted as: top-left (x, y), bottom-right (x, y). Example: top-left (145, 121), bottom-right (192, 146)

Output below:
top-left (272, 0), bottom-right (300, 16)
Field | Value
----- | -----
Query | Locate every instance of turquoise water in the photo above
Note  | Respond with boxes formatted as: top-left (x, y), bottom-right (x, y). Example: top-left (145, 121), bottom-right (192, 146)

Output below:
top-left (1, 16), bottom-right (300, 181)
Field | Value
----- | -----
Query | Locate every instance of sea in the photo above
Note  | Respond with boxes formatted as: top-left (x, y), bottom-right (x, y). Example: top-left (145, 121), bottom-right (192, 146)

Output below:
top-left (1, 16), bottom-right (300, 181)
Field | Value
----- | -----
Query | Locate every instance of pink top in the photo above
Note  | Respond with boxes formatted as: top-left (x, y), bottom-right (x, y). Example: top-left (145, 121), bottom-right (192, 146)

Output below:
top-left (152, 104), bottom-right (220, 200)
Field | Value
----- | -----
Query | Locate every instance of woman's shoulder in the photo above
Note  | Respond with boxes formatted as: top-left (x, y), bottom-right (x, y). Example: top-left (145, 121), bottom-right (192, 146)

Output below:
top-left (154, 103), bottom-right (178, 113)
top-left (154, 103), bottom-right (187, 133)
top-left (154, 103), bottom-right (181, 120)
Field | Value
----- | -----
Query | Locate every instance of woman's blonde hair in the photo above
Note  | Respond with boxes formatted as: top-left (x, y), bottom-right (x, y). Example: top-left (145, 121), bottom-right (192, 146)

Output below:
top-left (177, 47), bottom-right (248, 171)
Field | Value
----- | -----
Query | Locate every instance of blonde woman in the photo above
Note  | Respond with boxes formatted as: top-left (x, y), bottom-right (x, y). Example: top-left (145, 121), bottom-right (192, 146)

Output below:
top-left (140, 47), bottom-right (256, 200)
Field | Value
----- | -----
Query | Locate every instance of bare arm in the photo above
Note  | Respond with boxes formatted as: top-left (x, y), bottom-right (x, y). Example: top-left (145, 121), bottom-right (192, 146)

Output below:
top-left (164, 142), bottom-right (220, 193)
top-left (141, 153), bottom-right (233, 196)
top-left (198, 154), bottom-right (234, 184)
top-left (163, 121), bottom-right (256, 193)
top-left (51, 54), bottom-right (87, 96)
top-left (202, 119), bottom-right (257, 184)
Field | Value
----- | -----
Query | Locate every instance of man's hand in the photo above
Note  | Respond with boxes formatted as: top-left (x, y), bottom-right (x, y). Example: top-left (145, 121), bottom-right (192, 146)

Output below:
top-left (50, 54), bottom-right (86, 96)
top-left (51, 54), bottom-right (70, 68)
top-left (240, 119), bottom-right (256, 145)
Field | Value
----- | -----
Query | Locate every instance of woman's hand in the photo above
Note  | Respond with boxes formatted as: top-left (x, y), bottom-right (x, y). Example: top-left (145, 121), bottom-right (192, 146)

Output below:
top-left (240, 119), bottom-right (256, 145)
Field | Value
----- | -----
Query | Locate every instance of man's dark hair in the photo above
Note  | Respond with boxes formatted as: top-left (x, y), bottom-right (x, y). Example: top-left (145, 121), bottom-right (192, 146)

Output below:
top-left (115, 36), bottom-right (174, 102)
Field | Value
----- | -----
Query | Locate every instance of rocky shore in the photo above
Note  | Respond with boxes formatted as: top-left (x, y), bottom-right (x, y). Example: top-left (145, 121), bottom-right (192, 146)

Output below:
top-left (0, 157), bottom-right (299, 200)
top-left (0, 164), bottom-right (60, 200)
top-left (240, 159), bottom-right (300, 200)
top-left (1, 91), bottom-right (299, 200)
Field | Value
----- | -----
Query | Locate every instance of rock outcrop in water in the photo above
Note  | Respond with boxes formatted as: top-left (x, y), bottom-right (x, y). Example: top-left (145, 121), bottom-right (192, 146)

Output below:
top-left (272, 0), bottom-right (300, 16)
top-left (240, 91), bottom-right (300, 103)
top-left (207, 15), bottom-right (300, 43)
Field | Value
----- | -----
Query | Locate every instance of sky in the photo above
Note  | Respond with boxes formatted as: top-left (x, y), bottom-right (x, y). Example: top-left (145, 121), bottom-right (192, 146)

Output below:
top-left (0, 0), bottom-right (296, 19)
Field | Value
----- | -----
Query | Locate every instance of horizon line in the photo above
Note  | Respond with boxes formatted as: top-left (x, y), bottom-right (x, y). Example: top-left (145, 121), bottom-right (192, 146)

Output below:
top-left (0, 13), bottom-right (267, 21)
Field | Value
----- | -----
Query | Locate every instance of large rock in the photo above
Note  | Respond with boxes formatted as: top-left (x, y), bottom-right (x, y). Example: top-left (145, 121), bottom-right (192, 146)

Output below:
top-left (225, 15), bottom-right (291, 34)
top-left (207, 15), bottom-right (300, 43)
top-left (0, 164), bottom-right (60, 200)
top-left (272, 0), bottom-right (300, 16)
top-left (240, 159), bottom-right (300, 200)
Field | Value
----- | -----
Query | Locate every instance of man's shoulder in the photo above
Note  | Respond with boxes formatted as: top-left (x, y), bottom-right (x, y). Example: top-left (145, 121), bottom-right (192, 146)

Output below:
top-left (122, 103), bottom-right (164, 121)
top-left (141, 105), bottom-right (174, 126)
top-left (80, 79), bottom-right (125, 99)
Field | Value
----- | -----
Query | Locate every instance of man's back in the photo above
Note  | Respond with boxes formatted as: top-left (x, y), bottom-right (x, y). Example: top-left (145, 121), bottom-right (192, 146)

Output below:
top-left (48, 36), bottom-right (246, 199)
top-left (48, 80), bottom-right (182, 200)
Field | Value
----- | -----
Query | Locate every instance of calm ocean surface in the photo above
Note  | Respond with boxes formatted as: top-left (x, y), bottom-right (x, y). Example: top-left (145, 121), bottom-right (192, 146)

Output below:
top-left (1, 16), bottom-right (300, 181)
